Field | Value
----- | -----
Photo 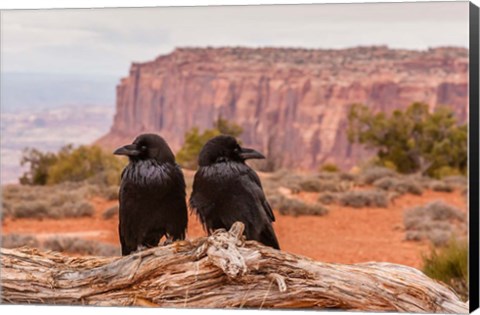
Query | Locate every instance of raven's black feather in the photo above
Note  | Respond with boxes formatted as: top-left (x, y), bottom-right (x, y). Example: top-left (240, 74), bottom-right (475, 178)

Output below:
top-left (190, 135), bottom-right (280, 249)
top-left (115, 134), bottom-right (188, 256)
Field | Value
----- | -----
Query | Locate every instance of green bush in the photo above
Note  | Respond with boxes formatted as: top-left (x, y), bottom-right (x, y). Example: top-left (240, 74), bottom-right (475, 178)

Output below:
top-left (19, 144), bottom-right (125, 186)
top-left (19, 147), bottom-right (60, 185)
top-left (347, 103), bottom-right (467, 177)
top-left (320, 163), bottom-right (340, 173)
top-left (422, 238), bottom-right (468, 301)
top-left (47, 145), bottom-right (124, 186)
top-left (176, 117), bottom-right (243, 169)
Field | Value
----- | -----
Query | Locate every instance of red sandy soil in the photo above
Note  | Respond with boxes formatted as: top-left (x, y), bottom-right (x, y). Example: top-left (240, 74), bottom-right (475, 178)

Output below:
top-left (1, 189), bottom-right (467, 269)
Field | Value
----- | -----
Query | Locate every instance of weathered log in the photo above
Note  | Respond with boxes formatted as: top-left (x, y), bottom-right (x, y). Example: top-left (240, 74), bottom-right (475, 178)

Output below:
top-left (0, 222), bottom-right (467, 313)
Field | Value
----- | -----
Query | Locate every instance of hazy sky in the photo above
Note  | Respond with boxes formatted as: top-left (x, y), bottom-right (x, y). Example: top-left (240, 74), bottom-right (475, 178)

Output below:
top-left (1, 1), bottom-right (469, 76)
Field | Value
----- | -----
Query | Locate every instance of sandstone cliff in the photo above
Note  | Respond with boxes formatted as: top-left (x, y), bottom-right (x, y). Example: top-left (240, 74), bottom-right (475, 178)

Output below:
top-left (96, 46), bottom-right (468, 170)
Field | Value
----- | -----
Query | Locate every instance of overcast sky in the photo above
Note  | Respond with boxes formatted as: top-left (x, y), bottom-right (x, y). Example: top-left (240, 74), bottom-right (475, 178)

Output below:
top-left (1, 1), bottom-right (469, 76)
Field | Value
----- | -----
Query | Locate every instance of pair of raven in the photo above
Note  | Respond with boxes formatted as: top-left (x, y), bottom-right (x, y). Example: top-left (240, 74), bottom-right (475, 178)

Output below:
top-left (114, 133), bottom-right (279, 256)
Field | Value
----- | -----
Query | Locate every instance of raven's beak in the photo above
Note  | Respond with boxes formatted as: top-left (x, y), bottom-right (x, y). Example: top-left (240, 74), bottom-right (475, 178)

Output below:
top-left (113, 144), bottom-right (140, 156)
top-left (239, 147), bottom-right (265, 160)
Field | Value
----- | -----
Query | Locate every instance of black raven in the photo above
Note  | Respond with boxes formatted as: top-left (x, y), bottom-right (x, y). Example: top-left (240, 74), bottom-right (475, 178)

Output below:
top-left (114, 133), bottom-right (188, 256)
top-left (190, 135), bottom-right (280, 249)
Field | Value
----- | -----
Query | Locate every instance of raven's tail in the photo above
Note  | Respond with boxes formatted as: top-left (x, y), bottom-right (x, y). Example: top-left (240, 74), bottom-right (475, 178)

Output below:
top-left (260, 224), bottom-right (280, 250)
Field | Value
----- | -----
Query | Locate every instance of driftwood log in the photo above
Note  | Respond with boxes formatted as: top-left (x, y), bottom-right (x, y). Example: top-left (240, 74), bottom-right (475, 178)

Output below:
top-left (0, 222), bottom-right (468, 313)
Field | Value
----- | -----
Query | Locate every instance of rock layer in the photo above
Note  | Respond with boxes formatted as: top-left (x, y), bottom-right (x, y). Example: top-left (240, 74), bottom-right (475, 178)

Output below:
top-left (97, 46), bottom-right (468, 170)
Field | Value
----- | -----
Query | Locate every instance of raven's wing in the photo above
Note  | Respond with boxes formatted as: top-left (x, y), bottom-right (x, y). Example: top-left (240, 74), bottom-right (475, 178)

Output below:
top-left (189, 171), bottom-right (216, 229)
top-left (237, 168), bottom-right (280, 249)
top-left (241, 168), bottom-right (275, 223)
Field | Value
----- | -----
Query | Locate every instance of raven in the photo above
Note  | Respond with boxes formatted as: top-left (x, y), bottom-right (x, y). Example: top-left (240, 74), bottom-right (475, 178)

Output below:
top-left (190, 135), bottom-right (280, 249)
top-left (114, 133), bottom-right (188, 256)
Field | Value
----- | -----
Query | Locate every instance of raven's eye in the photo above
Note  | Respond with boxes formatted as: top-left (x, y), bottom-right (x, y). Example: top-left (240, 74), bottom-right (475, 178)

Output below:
top-left (141, 145), bottom-right (147, 151)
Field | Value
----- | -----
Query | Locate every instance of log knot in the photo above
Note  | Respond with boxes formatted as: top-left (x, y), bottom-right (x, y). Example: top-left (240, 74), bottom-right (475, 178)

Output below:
top-left (205, 222), bottom-right (248, 278)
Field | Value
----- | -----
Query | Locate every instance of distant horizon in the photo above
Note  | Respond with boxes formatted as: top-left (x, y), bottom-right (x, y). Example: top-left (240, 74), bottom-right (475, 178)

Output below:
top-left (1, 2), bottom-right (469, 76)
top-left (2, 44), bottom-right (470, 77)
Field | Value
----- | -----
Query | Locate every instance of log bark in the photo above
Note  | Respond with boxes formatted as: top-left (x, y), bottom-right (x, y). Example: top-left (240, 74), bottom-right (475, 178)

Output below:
top-left (0, 222), bottom-right (468, 313)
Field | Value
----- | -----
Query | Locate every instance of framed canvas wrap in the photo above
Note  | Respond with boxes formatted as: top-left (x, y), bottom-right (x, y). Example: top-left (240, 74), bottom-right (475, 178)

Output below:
top-left (0, 0), bottom-right (479, 313)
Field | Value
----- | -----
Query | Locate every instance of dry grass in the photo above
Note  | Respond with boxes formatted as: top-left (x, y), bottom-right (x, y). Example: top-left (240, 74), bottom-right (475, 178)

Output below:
top-left (43, 237), bottom-right (119, 256)
top-left (298, 179), bottom-right (344, 193)
top-left (102, 205), bottom-right (119, 220)
top-left (1, 233), bottom-right (119, 257)
top-left (317, 192), bottom-right (339, 205)
top-left (359, 167), bottom-right (396, 185)
top-left (422, 238), bottom-right (468, 301)
top-left (1, 234), bottom-right (40, 248)
top-left (338, 190), bottom-right (389, 208)
top-left (428, 180), bottom-right (454, 193)
top-left (270, 195), bottom-right (329, 216)
top-left (373, 177), bottom-right (423, 195)
top-left (2, 183), bottom-right (115, 219)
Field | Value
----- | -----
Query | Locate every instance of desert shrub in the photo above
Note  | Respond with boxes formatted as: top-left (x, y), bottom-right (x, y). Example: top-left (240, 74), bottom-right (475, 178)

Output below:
top-left (429, 180), bottom-right (454, 193)
top-left (274, 196), bottom-right (329, 216)
top-left (359, 167), bottom-right (396, 185)
top-left (11, 201), bottom-right (50, 219)
top-left (338, 190), bottom-right (389, 208)
top-left (56, 201), bottom-right (95, 218)
top-left (102, 205), bottom-right (119, 220)
top-left (264, 171), bottom-right (306, 194)
top-left (442, 175), bottom-right (467, 188)
top-left (373, 177), bottom-right (423, 195)
top-left (99, 185), bottom-right (119, 201)
top-left (298, 179), bottom-right (322, 192)
top-left (2, 184), bottom-right (96, 219)
top-left (422, 238), bottom-right (468, 301)
top-left (43, 237), bottom-right (119, 256)
top-left (1, 234), bottom-right (39, 248)
top-left (403, 201), bottom-right (466, 246)
top-left (50, 190), bottom-right (85, 207)
top-left (317, 172), bottom-right (338, 180)
top-left (320, 163), bottom-right (339, 173)
top-left (317, 192), bottom-right (338, 205)
top-left (298, 179), bottom-right (344, 193)
top-left (1, 234), bottom-right (120, 257)
top-left (338, 172), bottom-right (357, 182)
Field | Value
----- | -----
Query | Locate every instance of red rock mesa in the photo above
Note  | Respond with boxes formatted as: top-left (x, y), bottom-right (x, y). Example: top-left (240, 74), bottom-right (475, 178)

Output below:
top-left (96, 46), bottom-right (468, 170)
